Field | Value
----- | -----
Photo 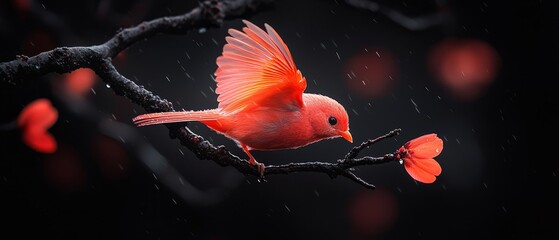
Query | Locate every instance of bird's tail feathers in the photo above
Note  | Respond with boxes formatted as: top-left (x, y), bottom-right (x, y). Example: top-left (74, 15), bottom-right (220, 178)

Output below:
top-left (133, 109), bottom-right (223, 127)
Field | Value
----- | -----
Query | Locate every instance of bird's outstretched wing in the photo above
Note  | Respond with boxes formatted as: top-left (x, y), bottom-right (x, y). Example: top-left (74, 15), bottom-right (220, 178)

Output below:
top-left (214, 20), bottom-right (307, 113)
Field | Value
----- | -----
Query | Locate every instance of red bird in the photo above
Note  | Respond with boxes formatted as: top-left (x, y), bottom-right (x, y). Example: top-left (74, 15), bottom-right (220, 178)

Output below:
top-left (133, 20), bottom-right (353, 175)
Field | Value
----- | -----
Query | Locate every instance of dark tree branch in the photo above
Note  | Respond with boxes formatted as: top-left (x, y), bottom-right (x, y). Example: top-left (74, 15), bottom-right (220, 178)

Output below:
top-left (1, 0), bottom-right (403, 189)
top-left (0, 0), bottom-right (272, 84)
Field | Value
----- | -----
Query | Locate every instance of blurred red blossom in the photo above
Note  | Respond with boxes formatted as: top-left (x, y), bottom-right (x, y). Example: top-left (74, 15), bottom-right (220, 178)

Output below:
top-left (347, 188), bottom-right (399, 238)
top-left (429, 38), bottom-right (500, 101)
top-left (93, 135), bottom-right (128, 179)
top-left (344, 48), bottom-right (398, 99)
top-left (396, 133), bottom-right (443, 184)
top-left (63, 68), bottom-right (97, 96)
top-left (43, 144), bottom-right (85, 191)
top-left (17, 98), bottom-right (58, 153)
top-left (114, 50), bottom-right (128, 66)
top-left (13, 0), bottom-right (31, 14)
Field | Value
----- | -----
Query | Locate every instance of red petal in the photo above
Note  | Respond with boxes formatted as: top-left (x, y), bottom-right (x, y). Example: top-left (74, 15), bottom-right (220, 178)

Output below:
top-left (17, 99), bottom-right (58, 129)
top-left (414, 158), bottom-right (442, 176)
top-left (404, 158), bottom-right (436, 184)
top-left (23, 129), bottom-right (57, 153)
top-left (408, 134), bottom-right (443, 159)
top-left (405, 133), bottom-right (437, 149)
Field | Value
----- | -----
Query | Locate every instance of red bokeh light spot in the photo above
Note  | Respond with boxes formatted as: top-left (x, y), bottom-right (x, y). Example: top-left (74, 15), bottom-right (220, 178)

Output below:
top-left (17, 99), bottom-right (58, 154)
top-left (22, 127), bottom-right (57, 153)
top-left (344, 48), bottom-right (398, 99)
top-left (347, 188), bottom-right (399, 238)
top-left (13, 0), bottom-right (31, 13)
top-left (429, 38), bottom-right (500, 101)
top-left (63, 68), bottom-right (97, 96)
top-left (43, 144), bottom-right (85, 191)
top-left (114, 50), bottom-right (128, 66)
top-left (92, 135), bottom-right (128, 179)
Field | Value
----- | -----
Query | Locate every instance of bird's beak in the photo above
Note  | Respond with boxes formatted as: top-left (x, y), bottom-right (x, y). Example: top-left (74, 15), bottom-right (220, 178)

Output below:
top-left (338, 130), bottom-right (353, 143)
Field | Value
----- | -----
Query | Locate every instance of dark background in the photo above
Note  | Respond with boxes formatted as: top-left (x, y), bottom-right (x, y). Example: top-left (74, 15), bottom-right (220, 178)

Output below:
top-left (1, 0), bottom-right (558, 239)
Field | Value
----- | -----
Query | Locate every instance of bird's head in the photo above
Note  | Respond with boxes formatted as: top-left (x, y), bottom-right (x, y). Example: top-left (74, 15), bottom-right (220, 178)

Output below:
top-left (305, 94), bottom-right (352, 143)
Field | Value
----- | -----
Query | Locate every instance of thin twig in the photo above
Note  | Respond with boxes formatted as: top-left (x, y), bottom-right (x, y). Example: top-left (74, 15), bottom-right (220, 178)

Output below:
top-left (344, 128), bottom-right (401, 160)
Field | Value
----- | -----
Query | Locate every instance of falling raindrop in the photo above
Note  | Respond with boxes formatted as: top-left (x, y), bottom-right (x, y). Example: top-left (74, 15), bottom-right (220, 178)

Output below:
top-left (410, 98), bottom-right (418, 107)
top-left (185, 72), bottom-right (193, 80)
top-left (179, 177), bottom-right (185, 185)
top-left (284, 204), bottom-right (291, 212)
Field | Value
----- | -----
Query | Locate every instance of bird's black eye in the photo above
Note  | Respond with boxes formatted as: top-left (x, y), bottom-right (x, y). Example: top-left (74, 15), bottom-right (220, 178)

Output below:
top-left (328, 116), bottom-right (337, 125)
